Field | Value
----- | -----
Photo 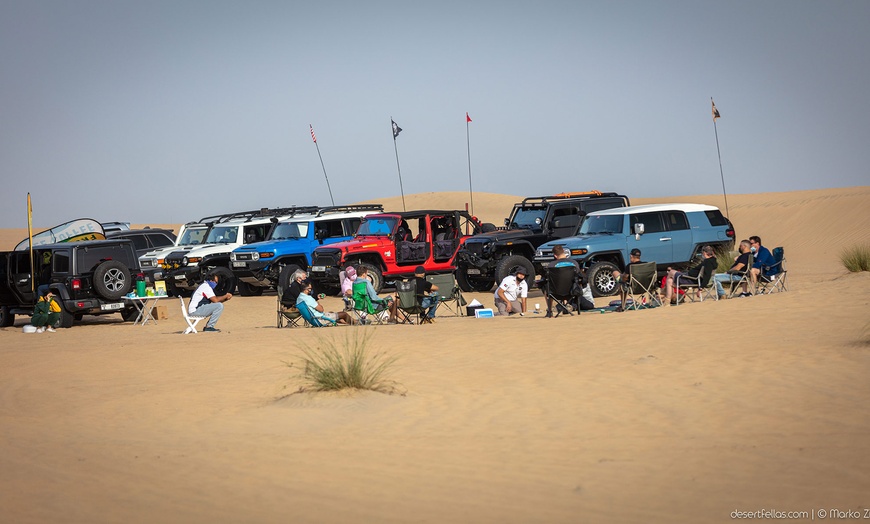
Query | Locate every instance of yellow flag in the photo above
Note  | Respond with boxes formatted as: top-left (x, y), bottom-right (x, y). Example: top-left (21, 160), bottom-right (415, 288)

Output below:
top-left (27, 193), bottom-right (35, 294)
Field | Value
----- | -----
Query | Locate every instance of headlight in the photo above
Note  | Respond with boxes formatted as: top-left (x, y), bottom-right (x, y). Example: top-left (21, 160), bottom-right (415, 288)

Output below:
top-left (140, 259), bottom-right (153, 267)
top-left (535, 249), bottom-right (543, 257)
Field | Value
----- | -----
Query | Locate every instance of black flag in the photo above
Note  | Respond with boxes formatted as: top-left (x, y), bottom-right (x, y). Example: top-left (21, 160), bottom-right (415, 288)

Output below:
top-left (392, 119), bottom-right (402, 139)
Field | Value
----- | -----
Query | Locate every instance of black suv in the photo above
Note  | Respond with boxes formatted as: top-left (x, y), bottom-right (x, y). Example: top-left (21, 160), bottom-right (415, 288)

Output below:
top-left (0, 239), bottom-right (141, 328)
top-left (107, 228), bottom-right (177, 258)
top-left (455, 191), bottom-right (629, 291)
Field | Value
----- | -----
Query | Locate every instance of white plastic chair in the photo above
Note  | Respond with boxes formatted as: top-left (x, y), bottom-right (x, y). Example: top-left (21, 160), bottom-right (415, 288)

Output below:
top-left (180, 296), bottom-right (208, 334)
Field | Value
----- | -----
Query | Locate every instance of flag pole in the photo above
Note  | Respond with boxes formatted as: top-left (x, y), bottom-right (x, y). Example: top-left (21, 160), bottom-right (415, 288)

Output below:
top-left (466, 112), bottom-right (474, 216)
top-left (711, 98), bottom-right (730, 218)
top-left (391, 117), bottom-right (406, 211)
top-left (27, 193), bottom-right (35, 295)
top-left (309, 124), bottom-right (335, 206)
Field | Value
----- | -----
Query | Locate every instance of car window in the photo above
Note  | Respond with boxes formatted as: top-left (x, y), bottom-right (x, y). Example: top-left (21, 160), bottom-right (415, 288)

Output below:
top-left (663, 211), bottom-right (689, 231)
top-left (579, 214), bottom-right (624, 234)
top-left (345, 218), bottom-right (361, 234)
top-left (316, 220), bottom-right (345, 239)
top-left (53, 251), bottom-right (70, 273)
top-left (179, 227), bottom-right (207, 245)
top-left (127, 235), bottom-right (149, 251)
top-left (583, 199), bottom-right (624, 214)
top-left (270, 222), bottom-right (308, 240)
top-left (704, 209), bottom-right (729, 226)
top-left (147, 233), bottom-right (174, 248)
top-left (630, 212), bottom-right (665, 234)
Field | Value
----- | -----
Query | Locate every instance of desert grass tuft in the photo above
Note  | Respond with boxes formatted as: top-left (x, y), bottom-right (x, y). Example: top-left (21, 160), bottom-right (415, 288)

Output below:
top-left (840, 244), bottom-right (870, 272)
top-left (291, 330), bottom-right (404, 395)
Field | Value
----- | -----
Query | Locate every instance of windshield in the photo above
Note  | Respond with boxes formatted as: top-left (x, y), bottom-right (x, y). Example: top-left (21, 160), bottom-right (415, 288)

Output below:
top-left (507, 206), bottom-right (546, 230)
top-left (179, 227), bottom-right (207, 246)
top-left (578, 214), bottom-right (624, 234)
top-left (356, 217), bottom-right (398, 236)
top-left (270, 222), bottom-right (309, 240)
top-left (205, 226), bottom-right (239, 244)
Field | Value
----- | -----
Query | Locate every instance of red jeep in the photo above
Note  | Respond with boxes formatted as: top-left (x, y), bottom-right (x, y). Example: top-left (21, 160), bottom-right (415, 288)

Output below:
top-left (308, 210), bottom-right (484, 292)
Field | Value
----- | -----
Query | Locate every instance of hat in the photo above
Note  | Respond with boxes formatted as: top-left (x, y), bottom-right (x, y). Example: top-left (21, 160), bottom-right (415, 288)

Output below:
top-left (345, 266), bottom-right (356, 278)
top-left (513, 267), bottom-right (527, 276)
top-left (414, 265), bottom-right (426, 275)
top-left (630, 248), bottom-right (641, 257)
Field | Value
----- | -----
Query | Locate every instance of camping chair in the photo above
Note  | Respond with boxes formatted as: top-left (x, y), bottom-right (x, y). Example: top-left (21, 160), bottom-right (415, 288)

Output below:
top-left (426, 273), bottom-right (466, 316)
top-left (351, 281), bottom-right (389, 325)
top-left (276, 284), bottom-right (302, 328)
top-left (297, 302), bottom-right (338, 328)
top-left (727, 252), bottom-right (755, 298)
top-left (543, 265), bottom-right (580, 317)
top-left (180, 296), bottom-right (208, 334)
top-left (756, 247), bottom-right (788, 294)
top-left (395, 279), bottom-right (427, 325)
top-left (674, 267), bottom-right (718, 305)
top-left (626, 261), bottom-right (658, 310)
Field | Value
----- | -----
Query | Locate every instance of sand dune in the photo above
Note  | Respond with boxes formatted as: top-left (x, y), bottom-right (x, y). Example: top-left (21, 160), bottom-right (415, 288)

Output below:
top-left (1, 187), bottom-right (869, 523)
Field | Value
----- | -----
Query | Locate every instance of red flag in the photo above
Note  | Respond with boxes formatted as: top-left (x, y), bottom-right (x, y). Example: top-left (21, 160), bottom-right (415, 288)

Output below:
top-left (466, 112), bottom-right (472, 123)
top-left (309, 124), bottom-right (317, 143)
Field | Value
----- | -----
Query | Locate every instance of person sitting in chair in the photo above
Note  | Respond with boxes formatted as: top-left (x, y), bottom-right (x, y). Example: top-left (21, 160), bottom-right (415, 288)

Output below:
top-left (414, 266), bottom-right (439, 322)
top-left (749, 235), bottom-right (778, 288)
top-left (189, 271), bottom-right (233, 332)
top-left (661, 245), bottom-right (718, 304)
top-left (296, 281), bottom-right (354, 325)
top-left (281, 269), bottom-right (309, 310)
top-left (714, 240), bottom-right (753, 298)
top-left (355, 265), bottom-right (399, 323)
top-left (612, 248), bottom-right (643, 311)
top-left (543, 245), bottom-right (593, 317)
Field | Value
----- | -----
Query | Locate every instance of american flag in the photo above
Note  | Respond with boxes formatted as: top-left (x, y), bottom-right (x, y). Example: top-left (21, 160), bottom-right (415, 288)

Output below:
top-left (310, 124), bottom-right (317, 143)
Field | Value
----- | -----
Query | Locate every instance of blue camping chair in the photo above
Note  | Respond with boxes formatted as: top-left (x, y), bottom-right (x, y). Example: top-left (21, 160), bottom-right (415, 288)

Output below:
top-left (297, 302), bottom-right (338, 327)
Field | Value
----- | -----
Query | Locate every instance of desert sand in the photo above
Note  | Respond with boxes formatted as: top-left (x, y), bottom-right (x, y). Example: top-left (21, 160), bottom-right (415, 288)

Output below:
top-left (1, 187), bottom-right (869, 523)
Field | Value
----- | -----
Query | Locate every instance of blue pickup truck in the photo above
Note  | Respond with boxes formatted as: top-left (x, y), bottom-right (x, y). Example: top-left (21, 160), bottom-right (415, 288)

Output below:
top-left (229, 205), bottom-right (383, 295)
top-left (534, 203), bottom-right (735, 296)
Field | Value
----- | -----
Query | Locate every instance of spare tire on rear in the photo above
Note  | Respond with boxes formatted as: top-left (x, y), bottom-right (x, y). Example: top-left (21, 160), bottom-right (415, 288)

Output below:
top-left (93, 260), bottom-right (132, 300)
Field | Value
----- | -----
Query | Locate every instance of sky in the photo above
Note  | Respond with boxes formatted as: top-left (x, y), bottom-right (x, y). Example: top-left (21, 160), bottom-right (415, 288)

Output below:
top-left (2, 0), bottom-right (869, 228)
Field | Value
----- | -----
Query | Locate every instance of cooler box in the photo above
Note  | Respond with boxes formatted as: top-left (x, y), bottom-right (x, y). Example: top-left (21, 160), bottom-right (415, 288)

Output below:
top-left (466, 304), bottom-right (483, 317)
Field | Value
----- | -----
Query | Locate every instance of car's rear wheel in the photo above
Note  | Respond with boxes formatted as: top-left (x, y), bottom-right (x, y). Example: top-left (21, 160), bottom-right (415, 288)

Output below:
top-left (588, 261), bottom-right (619, 297)
top-left (237, 281), bottom-right (264, 296)
top-left (93, 261), bottom-right (132, 300)
top-left (59, 307), bottom-right (75, 328)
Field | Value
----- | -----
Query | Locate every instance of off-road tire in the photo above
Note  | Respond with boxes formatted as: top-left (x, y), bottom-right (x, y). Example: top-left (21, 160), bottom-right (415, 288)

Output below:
top-left (237, 281), bottom-right (264, 297)
top-left (210, 267), bottom-right (235, 296)
top-left (59, 307), bottom-right (75, 328)
top-left (495, 255), bottom-right (536, 290)
top-left (456, 268), bottom-right (495, 293)
top-left (481, 223), bottom-right (497, 233)
top-left (357, 262), bottom-right (383, 293)
top-left (93, 260), bottom-right (132, 300)
top-left (0, 306), bottom-right (14, 327)
top-left (588, 261), bottom-right (619, 297)
top-left (121, 308), bottom-right (139, 322)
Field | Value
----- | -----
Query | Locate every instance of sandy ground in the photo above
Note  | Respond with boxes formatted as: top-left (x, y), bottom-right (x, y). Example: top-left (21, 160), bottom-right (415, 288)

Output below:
top-left (1, 187), bottom-right (869, 523)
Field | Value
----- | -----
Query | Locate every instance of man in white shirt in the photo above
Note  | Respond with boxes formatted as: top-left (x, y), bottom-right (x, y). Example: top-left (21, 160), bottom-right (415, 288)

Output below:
top-left (493, 268), bottom-right (528, 316)
top-left (189, 271), bottom-right (233, 332)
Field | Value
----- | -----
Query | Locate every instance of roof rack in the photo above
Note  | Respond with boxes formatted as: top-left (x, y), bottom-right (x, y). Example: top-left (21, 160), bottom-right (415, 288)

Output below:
top-left (314, 204), bottom-right (383, 217)
top-left (519, 191), bottom-right (623, 206)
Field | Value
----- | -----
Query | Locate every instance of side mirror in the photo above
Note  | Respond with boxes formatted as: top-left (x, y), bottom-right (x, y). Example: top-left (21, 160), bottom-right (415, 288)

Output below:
top-left (633, 223), bottom-right (644, 240)
top-left (534, 217), bottom-right (543, 226)
top-left (504, 218), bottom-right (510, 226)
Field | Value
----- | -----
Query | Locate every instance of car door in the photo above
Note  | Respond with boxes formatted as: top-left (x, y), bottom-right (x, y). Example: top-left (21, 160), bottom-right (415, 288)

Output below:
top-left (662, 210), bottom-right (693, 263)
top-left (627, 212), bottom-right (671, 265)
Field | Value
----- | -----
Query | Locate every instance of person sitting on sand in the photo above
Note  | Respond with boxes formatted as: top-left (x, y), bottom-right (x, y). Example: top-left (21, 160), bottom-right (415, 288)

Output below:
top-left (31, 288), bottom-right (61, 333)
top-left (494, 267), bottom-right (528, 316)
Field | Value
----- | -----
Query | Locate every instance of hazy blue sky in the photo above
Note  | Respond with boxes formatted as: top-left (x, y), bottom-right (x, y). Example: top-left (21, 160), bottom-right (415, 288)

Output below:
top-left (2, 0), bottom-right (868, 228)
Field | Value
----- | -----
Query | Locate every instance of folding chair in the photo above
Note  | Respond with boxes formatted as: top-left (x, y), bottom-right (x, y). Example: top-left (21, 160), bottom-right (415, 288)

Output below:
top-left (626, 261), bottom-right (658, 310)
top-left (674, 268), bottom-right (718, 305)
top-left (351, 281), bottom-right (389, 325)
top-left (426, 273), bottom-right (466, 317)
top-left (395, 279), bottom-right (427, 325)
top-left (756, 247), bottom-right (788, 294)
top-left (543, 265), bottom-right (580, 317)
top-left (297, 302), bottom-right (338, 327)
top-left (276, 284), bottom-right (302, 328)
top-left (180, 296), bottom-right (208, 334)
top-left (727, 252), bottom-right (755, 298)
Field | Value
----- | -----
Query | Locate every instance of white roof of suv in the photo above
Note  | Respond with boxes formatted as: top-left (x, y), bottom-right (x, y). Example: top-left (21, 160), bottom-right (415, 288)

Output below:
top-left (591, 203), bottom-right (719, 215)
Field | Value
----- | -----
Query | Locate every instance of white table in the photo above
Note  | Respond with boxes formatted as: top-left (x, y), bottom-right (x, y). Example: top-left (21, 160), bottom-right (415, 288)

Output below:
top-left (124, 294), bottom-right (170, 326)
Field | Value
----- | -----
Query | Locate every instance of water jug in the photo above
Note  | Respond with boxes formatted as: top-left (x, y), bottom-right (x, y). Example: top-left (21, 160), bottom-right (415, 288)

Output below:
top-left (136, 274), bottom-right (146, 297)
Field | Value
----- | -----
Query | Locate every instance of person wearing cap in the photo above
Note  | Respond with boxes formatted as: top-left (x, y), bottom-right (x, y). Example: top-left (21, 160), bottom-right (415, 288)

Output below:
top-left (31, 288), bottom-right (61, 333)
top-left (189, 272), bottom-right (233, 332)
top-left (413, 266), bottom-right (439, 322)
top-left (612, 248), bottom-right (643, 311)
top-left (493, 267), bottom-right (529, 316)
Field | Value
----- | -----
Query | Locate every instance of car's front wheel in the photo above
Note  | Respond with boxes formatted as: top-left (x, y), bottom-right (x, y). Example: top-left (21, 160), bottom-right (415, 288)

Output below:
top-left (588, 261), bottom-right (620, 297)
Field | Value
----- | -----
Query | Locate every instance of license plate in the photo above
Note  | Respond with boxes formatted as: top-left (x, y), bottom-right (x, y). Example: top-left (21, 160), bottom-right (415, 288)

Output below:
top-left (232, 261), bottom-right (246, 268)
top-left (101, 302), bottom-right (124, 311)
top-left (311, 265), bottom-right (326, 272)
top-left (466, 268), bottom-right (481, 275)
top-left (175, 275), bottom-right (186, 280)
